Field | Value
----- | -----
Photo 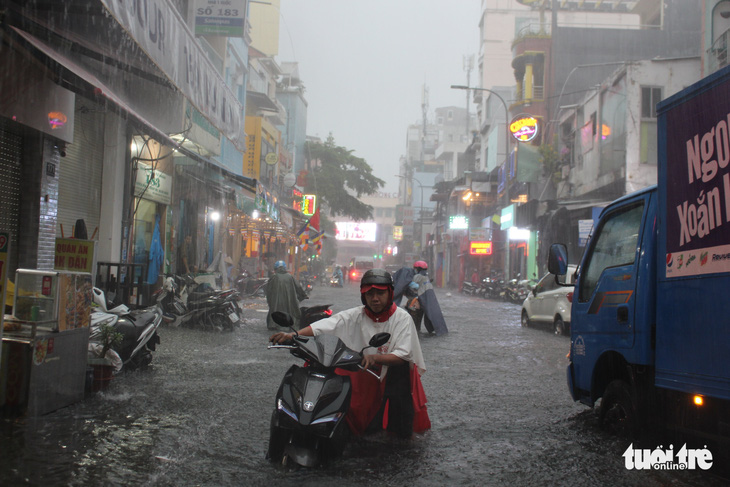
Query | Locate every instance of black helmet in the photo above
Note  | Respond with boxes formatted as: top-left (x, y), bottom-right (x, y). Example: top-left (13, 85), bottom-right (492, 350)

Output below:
top-left (360, 268), bottom-right (393, 305)
top-left (360, 268), bottom-right (393, 288)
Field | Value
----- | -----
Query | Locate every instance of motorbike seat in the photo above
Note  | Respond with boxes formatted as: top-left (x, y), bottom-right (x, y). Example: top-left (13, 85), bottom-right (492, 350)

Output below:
top-left (130, 309), bottom-right (158, 325)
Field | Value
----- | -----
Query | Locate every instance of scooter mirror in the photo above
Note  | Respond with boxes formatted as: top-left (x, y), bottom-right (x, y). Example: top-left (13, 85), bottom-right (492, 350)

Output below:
top-left (368, 332), bottom-right (391, 348)
top-left (271, 311), bottom-right (295, 329)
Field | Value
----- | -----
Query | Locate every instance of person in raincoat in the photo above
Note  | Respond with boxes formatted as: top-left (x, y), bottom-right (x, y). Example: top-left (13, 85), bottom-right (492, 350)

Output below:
top-left (391, 265), bottom-right (415, 306)
top-left (265, 260), bottom-right (308, 331)
top-left (410, 261), bottom-right (448, 336)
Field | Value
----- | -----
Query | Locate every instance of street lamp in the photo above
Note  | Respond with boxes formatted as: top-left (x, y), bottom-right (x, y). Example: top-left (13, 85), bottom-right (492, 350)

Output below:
top-left (395, 174), bottom-right (425, 254)
top-left (450, 84), bottom-right (512, 279)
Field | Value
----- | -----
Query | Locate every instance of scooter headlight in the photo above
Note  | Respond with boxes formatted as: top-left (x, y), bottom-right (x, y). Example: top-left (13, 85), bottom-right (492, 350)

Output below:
top-left (277, 398), bottom-right (298, 422)
top-left (310, 412), bottom-right (343, 425)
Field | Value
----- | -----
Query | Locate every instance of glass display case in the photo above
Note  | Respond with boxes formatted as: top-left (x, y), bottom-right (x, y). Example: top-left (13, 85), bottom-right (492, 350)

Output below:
top-left (13, 269), bottom-right (59, 325)
top-left (1, 269), bottom-right (91, 416)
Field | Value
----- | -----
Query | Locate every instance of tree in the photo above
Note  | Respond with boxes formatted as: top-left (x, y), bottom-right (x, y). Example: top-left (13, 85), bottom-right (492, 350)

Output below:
top-left (303, 134), bottom-right (384, 221)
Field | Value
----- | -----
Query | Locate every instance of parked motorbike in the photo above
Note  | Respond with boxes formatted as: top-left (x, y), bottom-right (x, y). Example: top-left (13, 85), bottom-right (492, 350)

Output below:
top-left (161, 275), bottom-right (242, 331)
top-left (90, 287), bottom-right (162, 370)
top-left (461, 280), bottom-right (479, 295)
top-left (480, 276), bottom-right (504, 300)
top-left (235, 269), bottom-right (267, 298)
top-left (152, 275), bottom-right (187, 322)
top-left (266, 311), bottom-right (390, 467)
top-left (503, 278), bottom-right (529, 304)
top-left (299, 303), bottom-right (333, 329)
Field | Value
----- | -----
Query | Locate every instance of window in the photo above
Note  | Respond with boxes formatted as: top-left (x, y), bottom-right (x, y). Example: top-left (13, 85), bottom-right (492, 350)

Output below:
top-left (578, 202), bottom-right (644, 301)
top-left (641, 86), bottom-right (662, 119)
top-left (447, 110), bottom-right (453, 120)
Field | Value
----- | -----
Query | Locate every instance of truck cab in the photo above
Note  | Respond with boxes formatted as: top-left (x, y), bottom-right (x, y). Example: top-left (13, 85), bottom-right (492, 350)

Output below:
top-left (559, 187), bottom-right (658, 408)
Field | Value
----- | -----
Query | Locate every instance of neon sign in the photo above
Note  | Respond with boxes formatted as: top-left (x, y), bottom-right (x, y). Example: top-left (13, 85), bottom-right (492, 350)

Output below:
top-left (469, 241), bottom-right (493, 255)
top-left (510, 115), bottom-right (539, 142)
top-left (48, 111), bottom-right (68, 129)
top-left (302, 194), bottom-right (317, 216)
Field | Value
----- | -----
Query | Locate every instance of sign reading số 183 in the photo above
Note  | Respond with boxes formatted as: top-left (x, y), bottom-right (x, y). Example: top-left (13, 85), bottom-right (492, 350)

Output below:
top-left (195, 0), bottom-right (247, 37)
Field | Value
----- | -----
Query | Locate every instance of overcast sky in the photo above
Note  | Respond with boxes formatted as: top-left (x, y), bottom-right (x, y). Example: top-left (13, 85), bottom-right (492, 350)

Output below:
top-left (277, 0), bottom-right (481, 193)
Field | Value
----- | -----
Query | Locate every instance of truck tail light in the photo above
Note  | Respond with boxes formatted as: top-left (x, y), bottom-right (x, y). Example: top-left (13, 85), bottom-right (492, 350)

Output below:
top-left (567, 292), bottom-right (574, 303)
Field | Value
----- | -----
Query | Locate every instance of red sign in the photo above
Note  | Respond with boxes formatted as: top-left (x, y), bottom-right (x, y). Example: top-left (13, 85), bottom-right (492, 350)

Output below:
top-left (470, 241), bottom-right (493, 255)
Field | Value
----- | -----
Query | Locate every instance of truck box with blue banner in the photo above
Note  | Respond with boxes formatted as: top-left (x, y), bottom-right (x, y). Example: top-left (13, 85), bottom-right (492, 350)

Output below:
top-left (550, 65), bottom-right (730, 448)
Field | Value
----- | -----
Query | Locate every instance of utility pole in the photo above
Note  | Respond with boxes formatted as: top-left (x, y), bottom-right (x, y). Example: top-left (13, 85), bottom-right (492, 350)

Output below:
top-left (421, 84), bottom-right (429, 162)
top-left (463, 55), bottom-right (474, 137)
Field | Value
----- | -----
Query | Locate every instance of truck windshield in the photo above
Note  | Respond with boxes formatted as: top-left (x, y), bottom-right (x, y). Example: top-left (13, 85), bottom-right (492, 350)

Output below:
top-left (579, 202), bottom-right (644, 300)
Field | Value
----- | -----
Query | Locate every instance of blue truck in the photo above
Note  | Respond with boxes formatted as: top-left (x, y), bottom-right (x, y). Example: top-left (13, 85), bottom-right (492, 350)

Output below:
top-left (549, 65), bottom-right (730, 442)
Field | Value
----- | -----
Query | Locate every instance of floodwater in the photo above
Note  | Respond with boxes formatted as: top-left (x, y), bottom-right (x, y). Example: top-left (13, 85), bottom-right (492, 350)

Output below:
top-left (1, 284), bottom-right (726, 486)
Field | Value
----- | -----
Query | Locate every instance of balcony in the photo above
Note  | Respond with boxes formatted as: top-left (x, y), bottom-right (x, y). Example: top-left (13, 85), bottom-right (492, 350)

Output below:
top-left (708, 28), bottom-right (730, 74)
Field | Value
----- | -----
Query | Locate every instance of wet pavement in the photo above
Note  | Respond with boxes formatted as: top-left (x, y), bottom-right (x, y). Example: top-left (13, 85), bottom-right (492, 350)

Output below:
top-left (1, 283), bottom-right (726, 486)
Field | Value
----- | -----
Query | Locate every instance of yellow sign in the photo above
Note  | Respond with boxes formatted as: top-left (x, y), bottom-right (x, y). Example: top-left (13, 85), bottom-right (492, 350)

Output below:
top-left (265, 152), bottom-right (278, 165)
top-left (54, 238), bottom-right (95, 273)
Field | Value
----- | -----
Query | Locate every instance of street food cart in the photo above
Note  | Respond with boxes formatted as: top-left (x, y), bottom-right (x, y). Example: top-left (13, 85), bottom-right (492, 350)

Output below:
top-left (1, 269), bottom-right (91, 416)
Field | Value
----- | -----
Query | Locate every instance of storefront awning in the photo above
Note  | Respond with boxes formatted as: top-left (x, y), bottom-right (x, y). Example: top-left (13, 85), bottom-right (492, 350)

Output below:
top-left (10, 26), bottom-right (255, 194)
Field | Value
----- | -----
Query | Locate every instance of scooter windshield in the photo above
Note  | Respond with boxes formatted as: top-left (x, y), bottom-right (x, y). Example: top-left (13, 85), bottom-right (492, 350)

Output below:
top-left (294, 334), bottom-right (361, 368)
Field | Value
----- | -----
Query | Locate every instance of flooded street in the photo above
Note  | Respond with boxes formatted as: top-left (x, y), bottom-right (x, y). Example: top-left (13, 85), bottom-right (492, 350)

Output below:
top-left (1, 284), bottom-right (725, 486)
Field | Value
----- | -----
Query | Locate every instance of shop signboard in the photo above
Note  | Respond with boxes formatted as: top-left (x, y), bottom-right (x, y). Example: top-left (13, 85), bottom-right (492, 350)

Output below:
top-left (578, 219), bottom-right (593, 247)
top-left (194, 0), bottom-right (247, 37)
top-left (393, 225), bottom-right (403, 242)
top-left (449, 215), bottom-right (469, 230)
top-left (54, 238), bottom-right (95, 274)
top-left (469, 241), bottom-right (493, 256)
top-left (134, 162), bottom-right (172, 205)
top-left (510, 114), bottom-right (539, 142)
top-left (302, 195), bottom-right (317, 216)
top-left (469, 227), bottom-right (490, 241)
top-left (500, 205), bottom-right (515, 230)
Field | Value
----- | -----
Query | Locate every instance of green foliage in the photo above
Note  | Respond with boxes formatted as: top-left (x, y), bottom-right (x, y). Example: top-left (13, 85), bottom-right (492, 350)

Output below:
top-left (538, 143), bottom-right (562, 186)
top-left (303, 134), bottom-right (384, 220)
top-left (99, 323), bottom-right (123, 358)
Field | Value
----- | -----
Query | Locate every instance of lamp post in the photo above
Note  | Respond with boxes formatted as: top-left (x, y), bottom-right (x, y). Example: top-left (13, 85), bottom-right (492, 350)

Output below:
top-left (395, 174), bottom-right (425, 255)
top-left (450, 84), bottom-right (512, 280)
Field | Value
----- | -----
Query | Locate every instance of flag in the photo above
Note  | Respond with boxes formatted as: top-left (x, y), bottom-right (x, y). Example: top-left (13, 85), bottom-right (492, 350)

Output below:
top-left (298, 206), bottom-right (321, 251)
top-left (308, 206), bottom-right (320, 233)
top-left (296, 223), bottom-right (309, 250)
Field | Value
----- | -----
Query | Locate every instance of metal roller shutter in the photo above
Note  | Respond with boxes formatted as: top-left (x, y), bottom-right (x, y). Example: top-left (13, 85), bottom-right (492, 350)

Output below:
top-left (0, 119), bottom-right (22, 276)
top-left (58, 105), bottom-right (104, 239)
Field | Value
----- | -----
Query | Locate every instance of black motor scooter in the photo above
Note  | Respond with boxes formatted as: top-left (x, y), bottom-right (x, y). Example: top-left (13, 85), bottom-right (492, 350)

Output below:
top-left (266, 311), bottom-right (390, 467)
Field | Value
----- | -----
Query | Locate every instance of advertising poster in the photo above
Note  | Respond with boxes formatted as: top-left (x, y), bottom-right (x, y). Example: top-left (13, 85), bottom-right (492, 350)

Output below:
top-left (664, 79), bottom-right (730, 277)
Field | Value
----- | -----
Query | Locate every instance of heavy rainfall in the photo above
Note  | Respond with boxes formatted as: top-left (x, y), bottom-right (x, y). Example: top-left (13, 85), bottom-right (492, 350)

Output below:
top-left (0, 0), bottom-right (729, 486)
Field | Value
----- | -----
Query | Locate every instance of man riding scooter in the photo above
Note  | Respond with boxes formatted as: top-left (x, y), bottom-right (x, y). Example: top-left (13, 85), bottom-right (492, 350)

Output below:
top-left (270, 269), bottom-right (430, 438)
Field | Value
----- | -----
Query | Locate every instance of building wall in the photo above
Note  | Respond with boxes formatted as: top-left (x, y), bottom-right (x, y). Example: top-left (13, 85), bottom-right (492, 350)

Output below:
top-left (551, 0), bottom-right (702, 117)
top-left (566, 58), bottom-right (701, 199)
top-left (249, 0), bottom-right (281, 57)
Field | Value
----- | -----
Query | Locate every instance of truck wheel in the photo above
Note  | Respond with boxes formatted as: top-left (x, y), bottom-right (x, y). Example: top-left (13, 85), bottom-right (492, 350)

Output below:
top-left (554, 316), bottom-right (565, 336)
top-left (521, 310), bottom-right (529, 327)
top-left (599, 380), bottom-right (638, 437)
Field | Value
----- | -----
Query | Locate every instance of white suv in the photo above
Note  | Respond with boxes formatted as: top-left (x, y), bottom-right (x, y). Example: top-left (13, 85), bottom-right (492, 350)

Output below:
top-left (521, 265), bottom-right (577, 335)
